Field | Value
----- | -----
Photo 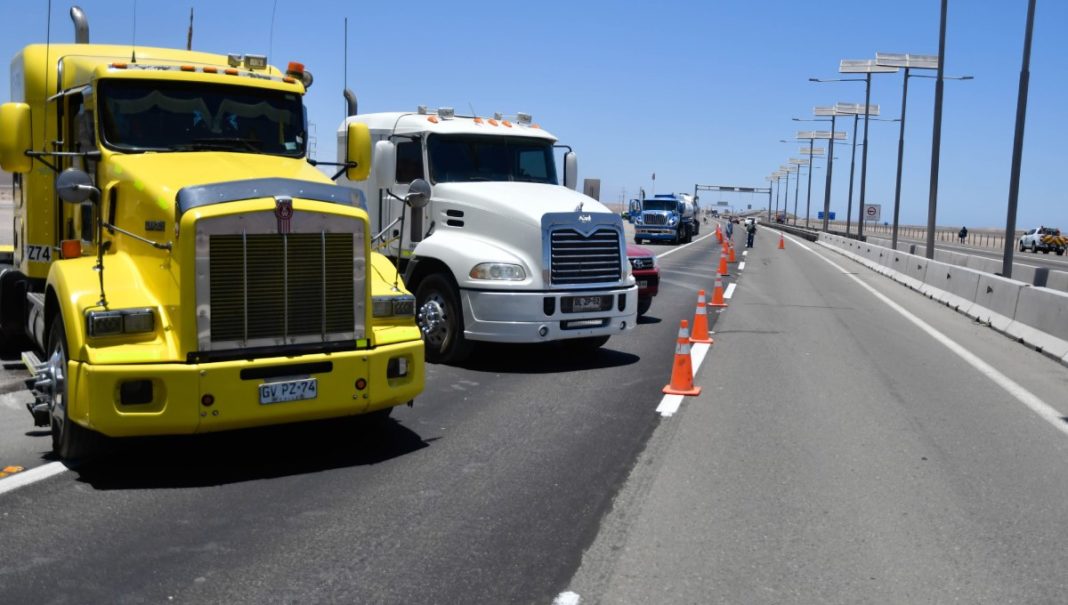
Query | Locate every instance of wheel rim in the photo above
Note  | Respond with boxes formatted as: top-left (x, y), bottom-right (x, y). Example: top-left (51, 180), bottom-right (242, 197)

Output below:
top-left (47, 340), bottom-right (67, 439)
top-left (417, 293), bottom-right (451, 349)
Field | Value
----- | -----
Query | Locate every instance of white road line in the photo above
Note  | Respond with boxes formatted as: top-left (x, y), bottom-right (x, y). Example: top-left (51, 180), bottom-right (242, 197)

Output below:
top-left (553, 591), bottom-right (581, 605)
top-left (0, 462), bottom-right (68, 497)
top-left (742, 250), bottom-right (749, 257)
top-left (738, 261), bottom-right (746, 271)
top-left (657, 343), bottom-right (710, 417)
top-left (786, 232), bottom-right (1068, 438)
top-left (724, 283), bottom-right (737, 299)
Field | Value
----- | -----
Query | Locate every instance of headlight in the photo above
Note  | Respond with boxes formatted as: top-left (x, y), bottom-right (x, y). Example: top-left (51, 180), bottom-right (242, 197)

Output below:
top-left (668, 215), bottom-right (679, 225)
top-left (85, 308), bottom-right (155, 337)
top-left (469, 262), bottom-right (525, 281)
top-left (372, 295), bottom-right (416, 317)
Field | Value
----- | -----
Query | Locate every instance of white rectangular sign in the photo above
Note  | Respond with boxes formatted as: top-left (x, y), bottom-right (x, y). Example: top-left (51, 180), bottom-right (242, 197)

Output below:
top-left (863, 204), bottom-right (882, 222)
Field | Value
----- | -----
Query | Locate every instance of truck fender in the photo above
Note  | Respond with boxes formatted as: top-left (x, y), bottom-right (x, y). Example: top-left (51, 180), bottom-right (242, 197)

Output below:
top-left (406, 231), bottom-right (534, 291)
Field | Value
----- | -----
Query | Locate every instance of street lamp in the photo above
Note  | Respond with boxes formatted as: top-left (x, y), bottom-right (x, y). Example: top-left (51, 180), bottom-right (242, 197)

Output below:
top-left (1001, 0), bottom-right (1038, 278)
top-left (780, 163), bottom-right (798, 223)
top-left (812, 59), bottom-right (899, 239)
top-left (790, 139), bottom-right (825, 228)
top-left (797, 128), bottom-right (846, 231)
top-left (788, 158), bottom-right (809, 225)
top-left (832, 103), bottom-right (879, 236)
top-left (877, 52), bottom-right (973, 250)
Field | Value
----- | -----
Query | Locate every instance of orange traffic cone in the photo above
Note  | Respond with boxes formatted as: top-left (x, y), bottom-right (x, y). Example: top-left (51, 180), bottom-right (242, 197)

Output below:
top-left (778, 233), bottom-right (785, 249)
top-left (663, 320), bottom-right (702, 396)
top-left (715, 224), bottom-right (723, 243)
top-left (709, 275), bottom-right (729, 308)
top-left (717, 248), bottom-right (730, 277)
top-left (728, 241), bottom-right (737, 263)
top-left (690, 290), bottom-right (714, 344)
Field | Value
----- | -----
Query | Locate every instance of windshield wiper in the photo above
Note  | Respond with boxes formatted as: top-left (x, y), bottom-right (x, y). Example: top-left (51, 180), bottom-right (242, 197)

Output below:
top-left (189, 137), bottom-right (262, 152)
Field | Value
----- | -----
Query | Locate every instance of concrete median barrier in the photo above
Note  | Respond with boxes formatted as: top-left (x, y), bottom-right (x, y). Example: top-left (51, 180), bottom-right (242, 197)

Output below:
top-left (923, 261), bottom-right (981, 310)
top-left (969, 273), bottom-right (1027, 331)
top-left (1006, 286), bottom-right (1068, 361)
top-left (1045, 270), bottom-right (1068, 293)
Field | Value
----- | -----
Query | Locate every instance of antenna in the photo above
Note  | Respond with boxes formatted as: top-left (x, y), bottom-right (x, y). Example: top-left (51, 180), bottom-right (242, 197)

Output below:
top-left (468, 102), bottom-right (477, 117)
top-left (186, 7), bottom-right (193, 50)
top-left (130, 0), bottom-right (137, 62)
top-left (268, 0), bottom-right (278, 60)
top-left (344, 17), bottom-right (348, 119)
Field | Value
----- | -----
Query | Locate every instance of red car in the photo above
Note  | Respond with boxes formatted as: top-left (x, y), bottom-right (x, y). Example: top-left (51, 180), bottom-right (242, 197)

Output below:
top-left (627, 243), bottom-right (660, 316)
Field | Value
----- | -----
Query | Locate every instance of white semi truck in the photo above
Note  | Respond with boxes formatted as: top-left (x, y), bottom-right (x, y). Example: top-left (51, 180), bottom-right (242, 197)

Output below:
top-left (338, 107), bottom-right (637, 363)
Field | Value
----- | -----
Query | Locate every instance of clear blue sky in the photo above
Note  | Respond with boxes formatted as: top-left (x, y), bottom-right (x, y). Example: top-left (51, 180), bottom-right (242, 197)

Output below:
top-left (2, 0), bottom-right (1065, 229)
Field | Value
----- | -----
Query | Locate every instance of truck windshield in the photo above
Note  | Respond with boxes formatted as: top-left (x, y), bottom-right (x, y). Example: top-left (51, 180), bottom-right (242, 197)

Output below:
top-left (427, 135), bottom-right (557, 184)
top-left (642, 200), bottom-right (678, 211)
top-left (99, 79), bottom-right (305, 156)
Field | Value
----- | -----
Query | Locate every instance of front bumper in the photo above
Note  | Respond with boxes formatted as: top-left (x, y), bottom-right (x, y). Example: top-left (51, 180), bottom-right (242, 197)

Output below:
top-left (68, 340), bottom-right (424, 437)
top-left (632, 269), bottom-right (660, 299)
top-left (460, 286), bottom-right (638, 343)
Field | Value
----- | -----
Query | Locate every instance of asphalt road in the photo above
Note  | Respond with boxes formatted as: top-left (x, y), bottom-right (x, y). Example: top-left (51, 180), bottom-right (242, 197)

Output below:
top-left (3, 224), bottom-right (1068, 604)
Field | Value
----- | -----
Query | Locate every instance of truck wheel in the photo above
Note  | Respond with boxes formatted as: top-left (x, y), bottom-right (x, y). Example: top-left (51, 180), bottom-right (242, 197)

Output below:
top-left (416, 274), bottom-right (472, 365)
top-left (47, 316), bottom-right (97, 460)
top-left (637, 298), bottom-right (652, 316)
top-left (1019, 241), bottom-right (1026, 252)
top-left (1031, 242), bottom-right (1038, 253)
top-left (1057, 249), bottom-right (1064, 256)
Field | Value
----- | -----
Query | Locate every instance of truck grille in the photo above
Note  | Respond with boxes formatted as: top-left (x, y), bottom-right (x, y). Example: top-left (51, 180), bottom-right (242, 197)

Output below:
top-left (642, 213), bottom-right (668, 226)
top-left (195, 211), bottom-right (365, 353)
top-left (550, 228), bottom-right (623, 285)
top-left (209, 233), bottom-right (354, 343)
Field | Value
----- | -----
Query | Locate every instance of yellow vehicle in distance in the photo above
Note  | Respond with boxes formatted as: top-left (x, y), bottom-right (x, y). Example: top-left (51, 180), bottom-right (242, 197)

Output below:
top-left (0, 7), bottom-right (425, 460)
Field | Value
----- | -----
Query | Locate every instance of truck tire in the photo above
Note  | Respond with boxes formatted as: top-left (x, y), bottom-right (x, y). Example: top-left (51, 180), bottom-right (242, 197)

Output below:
top-left (48, 316), bottom-right (97, 460)
top-left (1031, 242), bottom-right (1038, 253)
top-left (1019, 241), bottom-right (1026, 252)
top-left (415, 274), bottom-right (472, 365)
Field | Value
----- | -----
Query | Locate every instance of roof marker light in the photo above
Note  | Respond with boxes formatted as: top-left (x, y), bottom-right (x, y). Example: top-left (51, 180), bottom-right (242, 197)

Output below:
top-left (283, 76), bottom-right (296, 83)
top-left (531, 124), bottom-right (541, 129)
top-left (111, 61), bottom-right (128, 69)
top-left (488, 119), bottom-right (499, 126)
top-left (473, 117), bottom-right (484, 124)
top-left (203, 66), bottom-right (217, 74)
top-left (502, 120), bottom-right (512, 127)
top-left (224, 68), bottom-right (239, 75)
top-left (180, 65), bottom-right (195, 72)
top-left (428, 116), bottom-right (439, 123)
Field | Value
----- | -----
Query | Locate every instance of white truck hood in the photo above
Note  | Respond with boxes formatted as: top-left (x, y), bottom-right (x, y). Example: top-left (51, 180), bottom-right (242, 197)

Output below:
top-left (430, 182), bottom-right (612, 225)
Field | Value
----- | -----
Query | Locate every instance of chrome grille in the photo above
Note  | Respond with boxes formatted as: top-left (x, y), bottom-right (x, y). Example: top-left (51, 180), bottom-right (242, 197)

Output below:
top-left (195, 210), bottom-right (365, 353)
top-left (642, 213), bottom-right (668, 225)
top-left (209, 233), bottom-right (355, 343)
top-left (550, 228), bottom-right (622, 285)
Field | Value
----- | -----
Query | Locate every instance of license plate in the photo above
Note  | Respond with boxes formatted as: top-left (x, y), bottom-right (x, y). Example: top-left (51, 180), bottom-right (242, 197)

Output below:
top-left (566, 295), bottom-right (609, 313)
top-left (259, 378), bottom-right (318, 405)
top-left (637, 280), bottom-right (648, 288)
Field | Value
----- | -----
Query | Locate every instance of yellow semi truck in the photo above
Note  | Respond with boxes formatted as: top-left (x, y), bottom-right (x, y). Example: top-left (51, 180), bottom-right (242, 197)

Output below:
top-left (0, 8), bottom-right (425, 460)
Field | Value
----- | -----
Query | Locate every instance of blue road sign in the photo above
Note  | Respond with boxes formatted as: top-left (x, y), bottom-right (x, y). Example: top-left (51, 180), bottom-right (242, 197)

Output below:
top-left (817, 211), bottom-right (837, 220)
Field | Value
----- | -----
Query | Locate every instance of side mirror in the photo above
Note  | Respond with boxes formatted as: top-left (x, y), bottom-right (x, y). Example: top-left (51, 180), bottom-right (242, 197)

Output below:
top-left (345, 122), bottom-right (372, 182)
top-left (373, 140), bottom-right (397, 186)
top-left (56, 168), bottom-right (98, 203)
top-left (0, 103), bottom-right (32, 174)
top-left (563, 151), bottom-right (578, 190)
top-left (405, 179), bottom-right (431, 209)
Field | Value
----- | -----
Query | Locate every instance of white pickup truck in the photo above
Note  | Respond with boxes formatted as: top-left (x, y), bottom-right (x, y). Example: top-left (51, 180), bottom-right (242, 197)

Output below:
top-left (1019, 227), bottom-right (1066, 255)
top-left (337, 107), bottom-right (637, 363)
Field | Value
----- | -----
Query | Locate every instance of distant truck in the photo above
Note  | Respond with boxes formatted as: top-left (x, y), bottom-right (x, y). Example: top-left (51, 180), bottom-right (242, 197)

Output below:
top-left (633, 193), bottom-right (698, 245)
top-left (1019, 227), bottom-right (1066, 255)
top-left (337, 107), bottom-right (637, 364)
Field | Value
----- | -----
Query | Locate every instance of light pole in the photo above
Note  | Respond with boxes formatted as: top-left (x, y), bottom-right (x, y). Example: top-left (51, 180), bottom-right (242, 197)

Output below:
top-left (788, 158), bottom-right (809, 225)
top-left (1001, 0), bottom-right (1037, 278)
top-left (877, 52), bottom-right (973, 250)
top-left (780, 164), bottom-right (797, 223)
top-left (812, 59), bottom-right (898, 239)
top-left (831, 103), bottom-right (879, 236)
top-left (796, 127), bottom-right (846, 232)
top-left (925, 0), bottom-right (949, 258)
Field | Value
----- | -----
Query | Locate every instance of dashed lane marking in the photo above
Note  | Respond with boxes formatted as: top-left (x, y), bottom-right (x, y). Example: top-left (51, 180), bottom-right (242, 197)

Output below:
top-left (738, 261), bottom-right (746, 271)
top-left (724, 283), bottom-right (737, 299)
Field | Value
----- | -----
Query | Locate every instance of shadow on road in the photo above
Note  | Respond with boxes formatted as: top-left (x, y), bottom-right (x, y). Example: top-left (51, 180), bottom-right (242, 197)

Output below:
top-left (456, 341), bottom-right (640, 374)
top-left (72, 416), bottom-right (430, 490)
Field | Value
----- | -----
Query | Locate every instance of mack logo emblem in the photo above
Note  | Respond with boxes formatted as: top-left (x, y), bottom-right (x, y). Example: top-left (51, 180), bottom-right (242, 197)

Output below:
top-left (578, 214), bottom-right (592, 223)
top-left (275, 196), bottom-right (294, 234)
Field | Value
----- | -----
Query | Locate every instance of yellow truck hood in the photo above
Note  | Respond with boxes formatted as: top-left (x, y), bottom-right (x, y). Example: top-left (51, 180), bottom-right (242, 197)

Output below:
top-left (104, 152), bottom-right (333, 212)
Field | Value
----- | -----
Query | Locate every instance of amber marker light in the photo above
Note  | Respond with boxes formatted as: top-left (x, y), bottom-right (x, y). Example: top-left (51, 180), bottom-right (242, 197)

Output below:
top-left (354, 378), bottom-right (367, 391)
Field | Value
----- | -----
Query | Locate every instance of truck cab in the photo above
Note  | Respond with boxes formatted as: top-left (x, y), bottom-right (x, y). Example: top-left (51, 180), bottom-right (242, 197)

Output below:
top-left (633, 193), bottom-right (698, 245)
top-left (337, 108), bottom-right (637, 363)
top-left (0, 9), bottom-right (424, 459)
